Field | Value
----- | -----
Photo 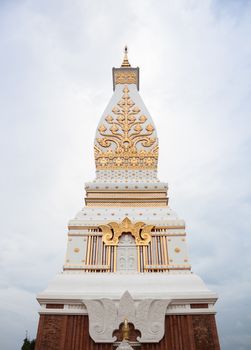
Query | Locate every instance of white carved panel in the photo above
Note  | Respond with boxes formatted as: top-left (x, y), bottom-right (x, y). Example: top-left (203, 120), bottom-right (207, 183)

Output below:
top-left (117, 234), bottom-right (137, 272)
top-left (136, 299), bottom-right (170, 342)
top-left (83, 291), bottom-right (170, 344)
top-left (65, 235), bottom-right (87, 266)
top-left (118, 291), bottom-right (135, 323)
top-left (84, 299), bottom-right (117, 343)
top-left (168, 236), bottom-right (189, 265)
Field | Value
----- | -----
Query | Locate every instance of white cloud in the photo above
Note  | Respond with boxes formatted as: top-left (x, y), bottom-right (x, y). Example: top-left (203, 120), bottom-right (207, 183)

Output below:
top-left (0, 0), bottom-right (250, 349)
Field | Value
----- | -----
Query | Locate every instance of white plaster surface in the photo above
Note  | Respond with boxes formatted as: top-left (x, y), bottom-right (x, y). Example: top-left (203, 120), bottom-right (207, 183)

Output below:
top-left (117, 341), bottom-right (134, 350)
top-left (37, 272), bottom-right (217, 301)
top-left (92, 169), bottom-right (161, 183)
top-left (70, 207), bottom-right (184, 227)
top-left (65, 236), bottom-right (87, 264)
top-left (168, 236), bottom-right (189, 265)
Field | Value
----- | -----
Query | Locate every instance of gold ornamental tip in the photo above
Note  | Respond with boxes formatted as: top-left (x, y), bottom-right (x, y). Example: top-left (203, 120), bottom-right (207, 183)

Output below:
top-left (121, 45), bottom-right (131, 67)
top-left (122, 318), bottom-right (130, 340)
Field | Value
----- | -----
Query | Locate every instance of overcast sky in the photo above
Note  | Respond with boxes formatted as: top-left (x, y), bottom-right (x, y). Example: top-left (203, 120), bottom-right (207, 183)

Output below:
top-left (0, 0), bottom-right (251, 349)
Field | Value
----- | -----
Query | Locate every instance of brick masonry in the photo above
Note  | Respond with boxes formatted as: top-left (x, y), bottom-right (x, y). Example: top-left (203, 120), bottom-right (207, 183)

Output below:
top-left (35, 314), bottom-right (220, 350)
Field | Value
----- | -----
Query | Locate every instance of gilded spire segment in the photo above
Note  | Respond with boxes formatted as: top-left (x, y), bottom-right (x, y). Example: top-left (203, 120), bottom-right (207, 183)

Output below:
top-left (121, 46), bottom-right (131, 67)
top-left (112, 46), bottom-right (139, 90)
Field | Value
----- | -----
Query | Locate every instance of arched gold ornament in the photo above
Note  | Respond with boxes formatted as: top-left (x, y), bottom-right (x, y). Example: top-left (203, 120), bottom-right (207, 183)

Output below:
top-left (99, 217), bottom-right (153, 246)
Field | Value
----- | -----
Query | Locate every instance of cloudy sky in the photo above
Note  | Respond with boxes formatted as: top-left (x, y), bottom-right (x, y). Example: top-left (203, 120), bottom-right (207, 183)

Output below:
top-left (0, 0), bottom-right (251, 349)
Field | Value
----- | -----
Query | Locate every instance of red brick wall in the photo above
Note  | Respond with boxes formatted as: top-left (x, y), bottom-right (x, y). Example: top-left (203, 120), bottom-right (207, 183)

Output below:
top-left (35, 314), bottom-right (220, 350)
top-left (140, 315), bottom-right (220, 350)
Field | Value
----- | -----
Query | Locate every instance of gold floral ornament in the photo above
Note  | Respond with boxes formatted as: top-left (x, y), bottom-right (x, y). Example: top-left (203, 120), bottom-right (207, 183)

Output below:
top-left (94, 86), bottom-right (158, 169)
top-left (99, 217), bottom-right (154, 246)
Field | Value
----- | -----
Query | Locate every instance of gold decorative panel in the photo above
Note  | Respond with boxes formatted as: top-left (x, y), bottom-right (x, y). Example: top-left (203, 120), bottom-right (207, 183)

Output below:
top-left (114, 71), bottom-right (137, 85)
top-left (95, 86), bottom-right (158, 169)
top-left (99, 217), bottom-right (153, 246)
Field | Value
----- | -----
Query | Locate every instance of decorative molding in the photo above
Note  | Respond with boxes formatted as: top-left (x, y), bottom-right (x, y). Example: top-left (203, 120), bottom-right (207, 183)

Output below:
top-left (83, 291), bottom-right (170, 344)
top-left (86, 202), bottom-right (166, 207)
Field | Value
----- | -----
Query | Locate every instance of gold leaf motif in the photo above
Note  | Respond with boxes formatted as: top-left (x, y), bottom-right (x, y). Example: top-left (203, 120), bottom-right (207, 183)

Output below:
top-left (105, 115), bottom-right (113, 123)
top-left (112, 107), bottom-right (120, 114)
top-left (132, 106), bottom-right (140, 113)
top-left (95, 86), bottom-right (158, 170)
top-left (98, 125), bottom-right (107, 133)
top-left (134, 124), bottom-right (142, 132)
top-left (146, 124), bottom-right (154, 132)
top-left (139, 115), bottom-right (147, 122)
top-left (110, 124), bottom-right (119, 133)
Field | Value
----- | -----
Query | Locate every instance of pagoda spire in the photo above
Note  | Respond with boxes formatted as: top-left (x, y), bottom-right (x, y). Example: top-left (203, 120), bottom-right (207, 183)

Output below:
top-left (121, 45), bottom-right (131, 67)
top-left (35, 48), bottom-right (221, 350)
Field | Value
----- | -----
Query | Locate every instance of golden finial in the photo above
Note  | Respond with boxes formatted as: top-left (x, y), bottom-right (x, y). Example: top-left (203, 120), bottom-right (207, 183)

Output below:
top-left (122, 318), bottom-right (130, 340)
top-left (121, 45), bottom-right (131, 68)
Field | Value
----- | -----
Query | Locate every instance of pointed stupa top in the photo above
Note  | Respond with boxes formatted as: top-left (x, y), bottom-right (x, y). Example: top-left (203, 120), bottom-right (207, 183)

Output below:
top-left (121, 46), bottom-right (131, 68)
top-left (94, 49), bottom-right (158, 171)
top-left (112, 46), bottom-right (139, 91)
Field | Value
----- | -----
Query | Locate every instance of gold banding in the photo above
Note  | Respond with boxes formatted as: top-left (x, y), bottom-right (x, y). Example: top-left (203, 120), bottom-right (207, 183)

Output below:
top-left (114, 246), bottom-right (117, 272)
top-left (68, 225), bottom-right (185, 231)
top-left (85, 189), bottom-right (168, 207)
top-left (86, 202), bottom-right (167, 208)
top-left (86, 191), bottom-right (167, 199)
top-left (137, 246), bottom-right (141, 272)
top-left (99, 217), bottom-right (153, 246)
top-left (163, 236), bottom-right (168, 265)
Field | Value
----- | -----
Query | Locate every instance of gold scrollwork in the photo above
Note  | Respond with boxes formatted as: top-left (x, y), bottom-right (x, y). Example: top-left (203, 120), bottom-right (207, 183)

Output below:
top-left (95, 85), bottom-right (158, 169)
top-left (99, 217), bottom-right (153, 246)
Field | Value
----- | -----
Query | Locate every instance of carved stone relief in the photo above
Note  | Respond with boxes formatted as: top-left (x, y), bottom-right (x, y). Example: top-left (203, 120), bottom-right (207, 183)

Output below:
top-left (83, 299), bottom-right (117, 343)
top-left (117, 234), bottom-right (137, 272)
top-left (83, 291), bottom-right (170, 344)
